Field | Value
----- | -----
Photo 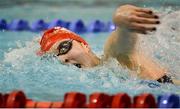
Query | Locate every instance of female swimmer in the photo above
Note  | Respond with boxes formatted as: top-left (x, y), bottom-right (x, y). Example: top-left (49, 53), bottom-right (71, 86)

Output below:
top-left (37, 5), bottom-right (180, 85)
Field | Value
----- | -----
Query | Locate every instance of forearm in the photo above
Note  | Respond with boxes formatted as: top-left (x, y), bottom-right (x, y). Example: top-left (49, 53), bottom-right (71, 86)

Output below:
top-left (115, 27), bottom-right (138, 54)
top-left (104, 27), bottom-right (138, 60)
top-left (104, 28), bottom-right (139, 72)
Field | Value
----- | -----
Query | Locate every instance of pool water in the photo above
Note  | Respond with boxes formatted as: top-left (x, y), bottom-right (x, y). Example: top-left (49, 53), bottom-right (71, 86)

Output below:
top-left (0, 2), bottom-right (180, 101)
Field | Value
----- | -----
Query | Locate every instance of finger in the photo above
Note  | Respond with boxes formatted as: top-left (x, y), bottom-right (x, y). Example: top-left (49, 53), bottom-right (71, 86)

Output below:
top-left (130, 22), bottom-right (156, 31)
top-left (135, 11), bottom-right (159, 19)
top-left (131, 16), bottom-right (160, 24)
top-left (136, 8), bottom-right (153, 14)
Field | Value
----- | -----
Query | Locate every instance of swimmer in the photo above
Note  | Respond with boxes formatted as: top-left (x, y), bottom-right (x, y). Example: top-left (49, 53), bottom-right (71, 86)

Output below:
top-left (38, 5), bottom-right (180, 85)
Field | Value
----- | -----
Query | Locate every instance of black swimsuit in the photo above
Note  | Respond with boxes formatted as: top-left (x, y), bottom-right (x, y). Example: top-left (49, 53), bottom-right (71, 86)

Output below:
top-left (157, 75), bottom-right (173, 84)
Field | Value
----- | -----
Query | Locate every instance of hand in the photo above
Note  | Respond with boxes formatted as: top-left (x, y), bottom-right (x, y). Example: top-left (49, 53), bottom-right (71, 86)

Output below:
top-left (113, 5), bottom-right (160, 34)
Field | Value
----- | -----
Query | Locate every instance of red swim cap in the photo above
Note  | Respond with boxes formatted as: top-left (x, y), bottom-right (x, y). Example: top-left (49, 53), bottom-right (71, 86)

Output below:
top-left (38, 27), bottom-right (88, 54)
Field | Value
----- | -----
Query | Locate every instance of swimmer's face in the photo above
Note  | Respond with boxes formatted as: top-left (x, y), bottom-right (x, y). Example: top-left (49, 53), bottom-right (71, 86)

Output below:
top-left (49, 39), bottom-right (99, 68)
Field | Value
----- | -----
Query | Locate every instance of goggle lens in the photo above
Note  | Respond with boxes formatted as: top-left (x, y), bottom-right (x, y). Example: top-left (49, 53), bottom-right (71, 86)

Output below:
top-left (57, 40), bottom-right (73, 56)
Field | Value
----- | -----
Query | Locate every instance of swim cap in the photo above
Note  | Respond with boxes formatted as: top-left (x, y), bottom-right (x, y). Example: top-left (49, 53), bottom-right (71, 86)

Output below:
top-left (38, 27), bottom-right (88, 55)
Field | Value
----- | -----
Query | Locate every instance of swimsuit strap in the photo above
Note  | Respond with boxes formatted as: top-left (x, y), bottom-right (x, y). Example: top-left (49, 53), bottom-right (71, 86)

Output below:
top-left (157, 75), bottom-right (173, 84)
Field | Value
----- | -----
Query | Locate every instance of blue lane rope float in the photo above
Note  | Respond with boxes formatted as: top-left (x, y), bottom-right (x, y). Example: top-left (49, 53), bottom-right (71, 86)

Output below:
top-left (8, 19), bottom-right (29, 31)
top-left (107, 21), bottom-right (116, 32)
top-left (30, 19), bottom-right (48, 32)
top-left (48, 19), bottom-right (67, 29)
top-left (158, 93), bottom-right (180, 108)
top-left (69, 19), bottom-right (87, 33)
top-left (0, 18), bottom-right (115, 33)
top-left (0, 19), bottom-right (7, 30)
top-left (88, 20), bottom-right (106, 33)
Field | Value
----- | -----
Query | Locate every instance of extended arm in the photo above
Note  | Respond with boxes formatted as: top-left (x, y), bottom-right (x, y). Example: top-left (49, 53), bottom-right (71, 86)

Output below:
top-left (104, 5), bottom-right (166, 80)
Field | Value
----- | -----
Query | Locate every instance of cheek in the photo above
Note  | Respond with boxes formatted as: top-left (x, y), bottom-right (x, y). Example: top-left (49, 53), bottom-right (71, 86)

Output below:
top-left (58, 55), bottom-right (67, 62)
top-left (68, 48), bottom-right (86, 59)
top-left (69, 50), bottom-right (82, 57)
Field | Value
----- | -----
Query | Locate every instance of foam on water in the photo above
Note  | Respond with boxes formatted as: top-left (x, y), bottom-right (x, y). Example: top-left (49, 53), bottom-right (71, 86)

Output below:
top-left (0, 10), bottom-right (180, 101)
top-left (138, 10), bottom-right (180, 78)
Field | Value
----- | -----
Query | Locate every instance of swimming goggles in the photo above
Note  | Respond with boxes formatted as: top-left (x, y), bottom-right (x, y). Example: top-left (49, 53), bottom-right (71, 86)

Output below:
top-left (56, 40), bottom-right (82, 68)
top-left (56, 40), bottom-right (73, 56)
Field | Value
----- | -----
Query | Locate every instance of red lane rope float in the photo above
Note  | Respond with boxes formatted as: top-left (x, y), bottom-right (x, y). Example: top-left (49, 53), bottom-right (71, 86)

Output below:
top-left (3, 93), bottom-right (9, 108)
top-left (25, 100), bottom-right (63, 108)
top-left (33, 101), bottom-right (52, 108)
top-left (25, 99), bottom-right (35, 108)
top-left (0, 93), bottom-right (4, 108)
top-left (88, 92), bottom-right (112, 108)
top-left (51, 101), bottom-right (64, 108)
top-left (6, 90), bottom-right (26, 108)
top-left (111, 93), bottom-right (131, 108)
top-left (133, 93), bottom-right (157, 108)
top-left (63, 92), bottom-right (86, 108)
